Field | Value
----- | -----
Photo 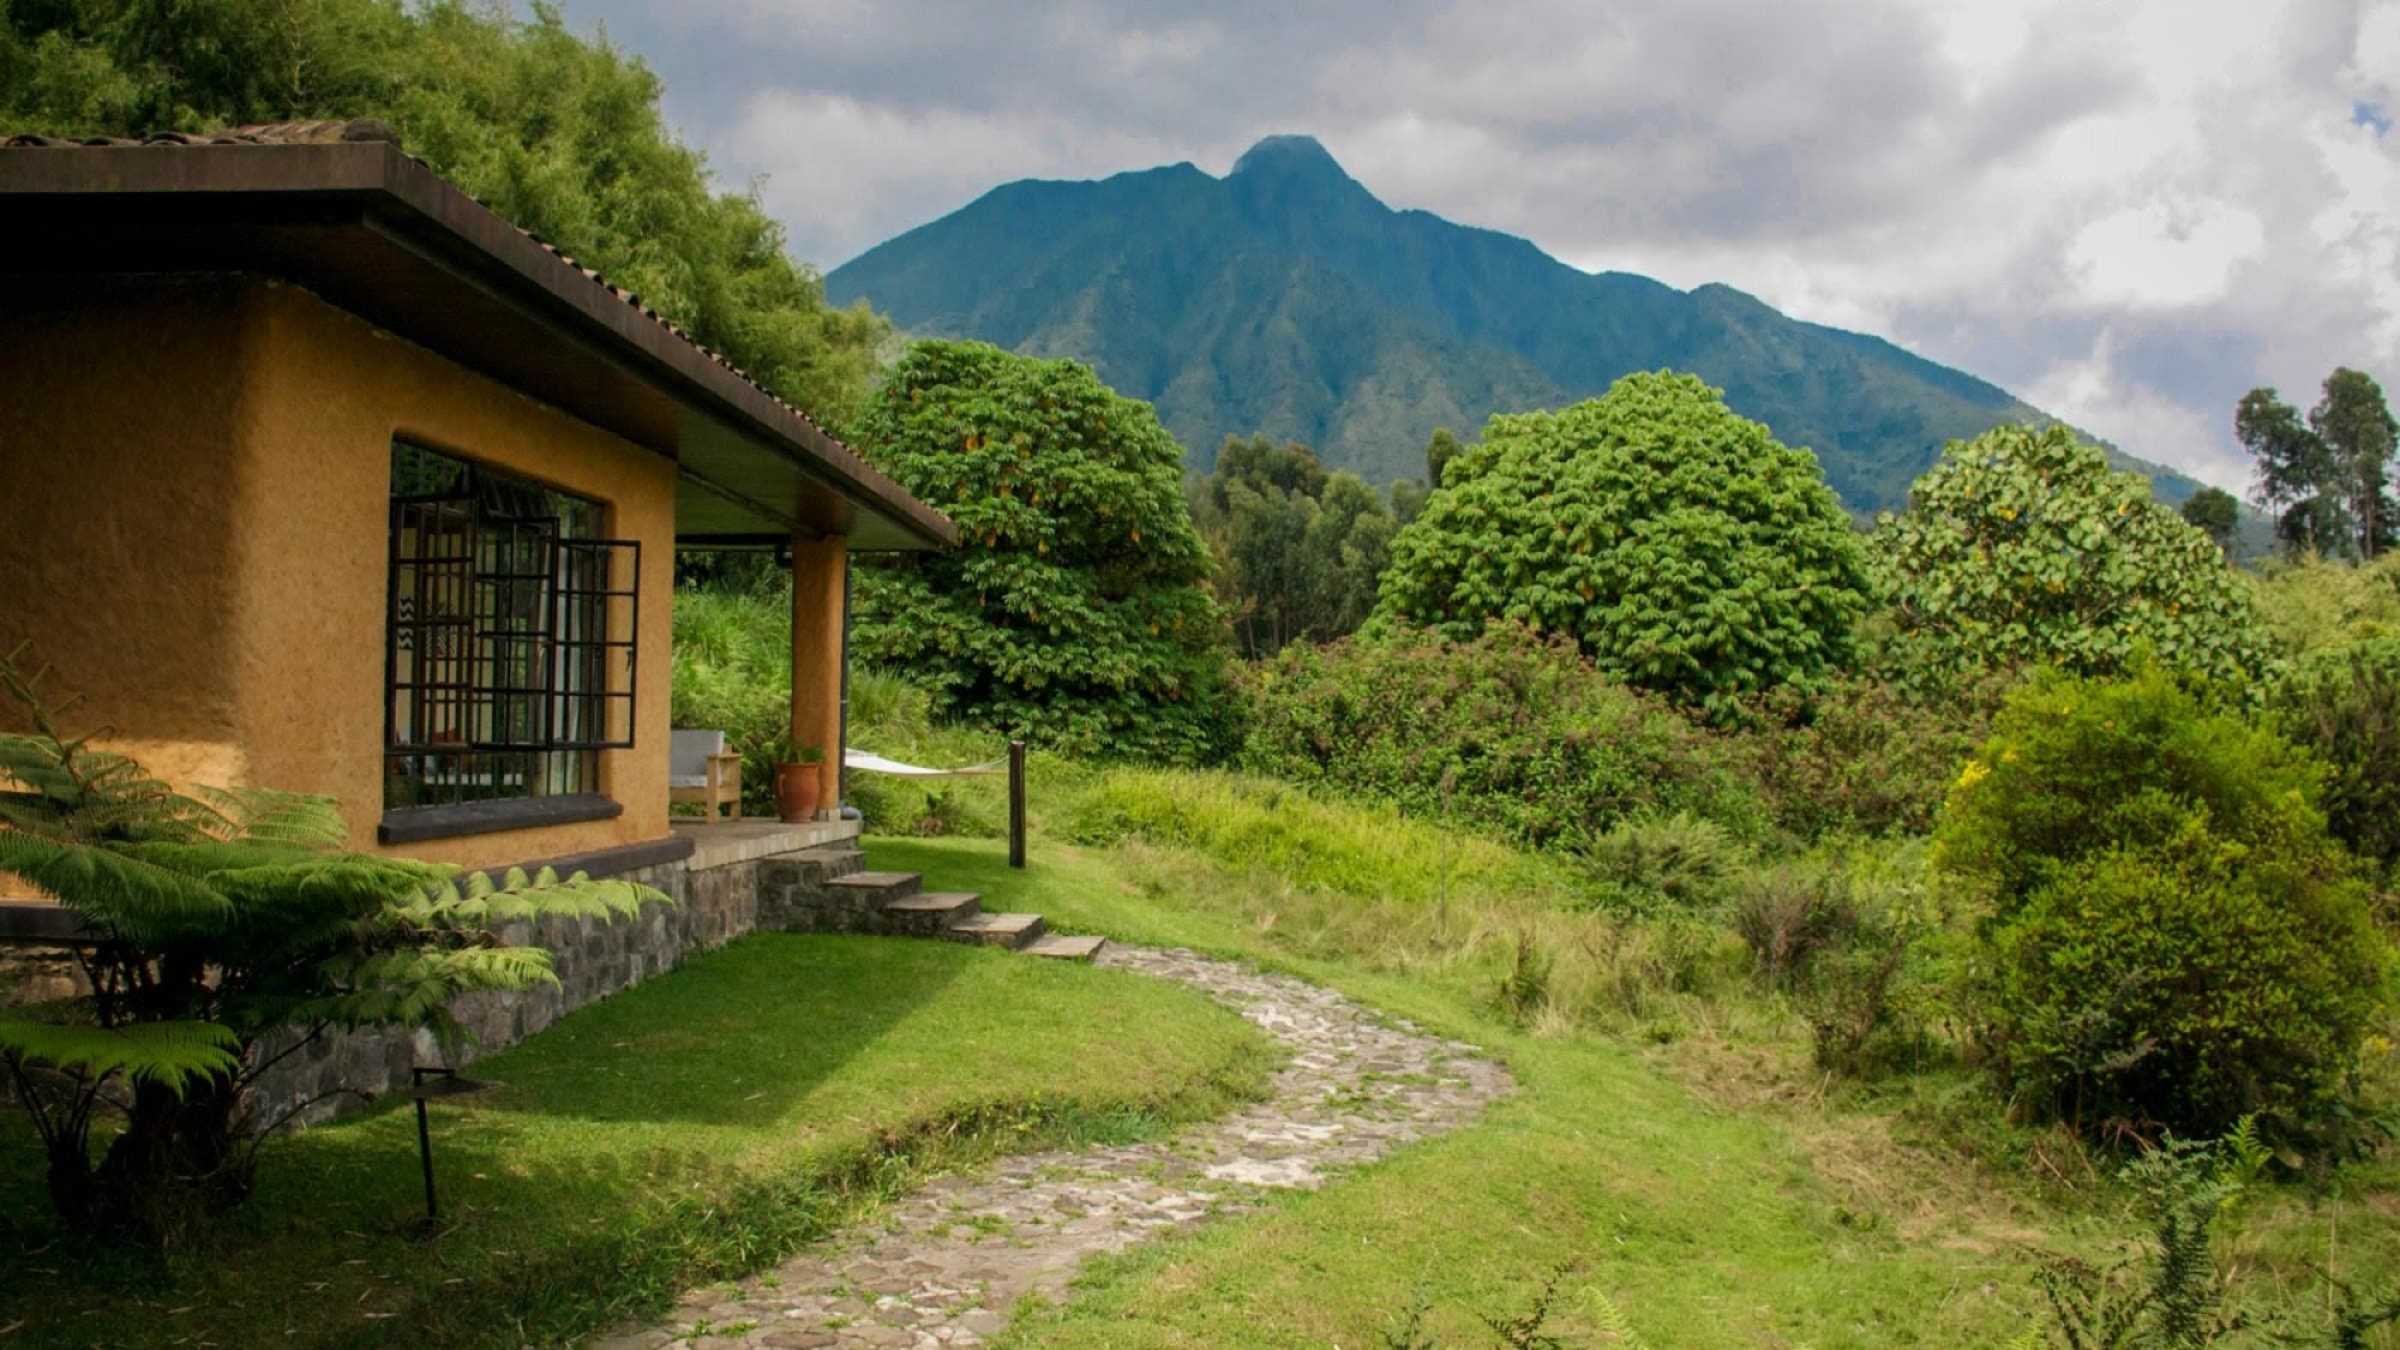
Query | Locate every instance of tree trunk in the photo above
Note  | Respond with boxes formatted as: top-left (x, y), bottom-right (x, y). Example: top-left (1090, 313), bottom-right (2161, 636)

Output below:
top-left (82, 1076), bottom-right (254, 1248)
top-left (44, 1133), bottom-right (95, 1227)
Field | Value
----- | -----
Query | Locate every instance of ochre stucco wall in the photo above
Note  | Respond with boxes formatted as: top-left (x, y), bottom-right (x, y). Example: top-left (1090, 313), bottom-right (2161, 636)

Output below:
top-left (0, 276), bottom-right (258, 790)
top-left (1, 274), bottom-right (677, 869)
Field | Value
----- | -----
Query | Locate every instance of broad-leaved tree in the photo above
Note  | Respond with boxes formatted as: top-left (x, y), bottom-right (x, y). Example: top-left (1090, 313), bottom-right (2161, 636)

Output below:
top-left (1375, 372), bottom-right (1871, 717)
top-left (850, 341), bottom-right (1235, 762)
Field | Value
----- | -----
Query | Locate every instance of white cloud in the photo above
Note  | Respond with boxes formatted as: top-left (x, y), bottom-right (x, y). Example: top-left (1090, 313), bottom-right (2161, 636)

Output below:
top-left (2024, 334), bottom-right (2250, 492)
top-left (576, 0), bottom-right (2400, 489)
top-left (2066, 201), bottom-right (2267, 309)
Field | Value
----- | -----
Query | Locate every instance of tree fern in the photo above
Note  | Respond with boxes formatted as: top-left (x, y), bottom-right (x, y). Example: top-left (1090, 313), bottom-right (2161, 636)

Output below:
top-left (0, 1019), bottom-right (240, 1094)
top-left (0, 645), bottom-right (670, 1245)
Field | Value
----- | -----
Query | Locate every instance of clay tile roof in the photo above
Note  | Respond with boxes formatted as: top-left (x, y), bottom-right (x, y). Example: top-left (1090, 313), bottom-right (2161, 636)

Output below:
top-left (0, 118), bottom-right (957, 547)
top-left (2, 118), bottom-right (822, 433)
top-left (3, 118), bottom-right (400, 149)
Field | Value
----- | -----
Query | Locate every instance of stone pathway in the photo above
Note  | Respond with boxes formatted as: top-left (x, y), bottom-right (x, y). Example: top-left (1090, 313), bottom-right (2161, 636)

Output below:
top-left (594, 946), bottom-right (1514, 1349)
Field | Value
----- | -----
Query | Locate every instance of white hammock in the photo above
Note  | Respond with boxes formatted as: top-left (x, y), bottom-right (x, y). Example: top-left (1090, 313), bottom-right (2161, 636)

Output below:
top-left (842, 748), bottom-right (1007, 778)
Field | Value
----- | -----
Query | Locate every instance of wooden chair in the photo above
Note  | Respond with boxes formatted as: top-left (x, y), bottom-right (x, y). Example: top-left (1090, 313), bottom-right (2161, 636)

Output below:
top-left (668, 729), bottom-right (742, 821)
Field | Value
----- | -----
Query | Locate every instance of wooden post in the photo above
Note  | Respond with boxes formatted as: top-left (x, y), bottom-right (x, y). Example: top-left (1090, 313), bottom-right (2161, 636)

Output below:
top-left (1008, 739), bottom-right (1027, 869)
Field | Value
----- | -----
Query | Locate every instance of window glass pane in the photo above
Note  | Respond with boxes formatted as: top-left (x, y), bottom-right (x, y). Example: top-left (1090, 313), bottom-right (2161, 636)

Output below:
top-left (385, 442), bottom-right (620, 813)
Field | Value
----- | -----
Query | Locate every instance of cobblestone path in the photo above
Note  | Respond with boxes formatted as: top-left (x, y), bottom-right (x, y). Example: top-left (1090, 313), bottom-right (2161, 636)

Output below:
top-left (595, 945), bottom-right (1513, 1349)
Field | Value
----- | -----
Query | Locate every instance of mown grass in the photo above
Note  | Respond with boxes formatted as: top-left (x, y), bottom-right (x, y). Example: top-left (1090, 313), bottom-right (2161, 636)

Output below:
top-left (874, 767), bottom-right (2400, 1347)
top-left (0, 932), bottom-right (1269, 1348)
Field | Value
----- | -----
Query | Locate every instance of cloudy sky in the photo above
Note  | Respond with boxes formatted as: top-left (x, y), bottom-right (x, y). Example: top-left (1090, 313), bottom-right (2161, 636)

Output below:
top-left (561, 0), bottom-right (2399, 490)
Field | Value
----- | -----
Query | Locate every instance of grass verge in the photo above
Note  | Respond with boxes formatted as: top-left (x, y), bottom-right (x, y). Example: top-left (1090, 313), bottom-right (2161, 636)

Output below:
top-left (872, 769), bottom-right (2400, 1348)
top-left (0, 932), bottom-right (1269, 1348)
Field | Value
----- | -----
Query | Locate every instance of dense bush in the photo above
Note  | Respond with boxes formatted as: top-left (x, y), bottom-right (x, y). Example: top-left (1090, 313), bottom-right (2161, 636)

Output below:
top-left (1375, 371), bottom-right (1873, 718)
top-left (1738, 674), bottom-right (2010, 842)
top-left (2245, 552), bottom-right (2400, 657)
top-left (1870, 425), bottom-right (2273, 691)
top-left (1937, 668), bottom-right (2389, 1135)
top-left (668, 584), bottom-right (792, 816)
top-left (1585, 813), bottom-right (1744, 912)
top-left (1731, 862), bottom-right (1860, 991)
top-left (851, 341), bottom-right (1237, 764)
top-left (1242, 625), bottom-right (1763, 854)
top-left (2273, 636), bottom-right (2400, 881)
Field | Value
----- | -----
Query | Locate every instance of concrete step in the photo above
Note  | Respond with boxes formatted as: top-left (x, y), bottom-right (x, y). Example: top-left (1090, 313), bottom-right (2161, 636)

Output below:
top-left (1022, 934), bottom-right (1107, 962)
top-left (879, 891), bottom-right (980, 937)
top-left (826, 870), bottom-right (922, 907)
top-left (942, 911), bottom-right (1046, 950)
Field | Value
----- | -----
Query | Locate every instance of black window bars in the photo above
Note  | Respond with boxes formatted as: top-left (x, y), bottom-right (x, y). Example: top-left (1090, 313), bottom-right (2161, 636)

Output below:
top-left (383, 443), bottom-right (639, 820)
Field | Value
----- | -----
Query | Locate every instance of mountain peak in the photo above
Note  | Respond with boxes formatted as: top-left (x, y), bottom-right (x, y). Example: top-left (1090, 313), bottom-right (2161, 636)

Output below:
top-left (828, 141), bottom-right (2211, 516)
top-left (1230, 134), bottom-right (1348, 181)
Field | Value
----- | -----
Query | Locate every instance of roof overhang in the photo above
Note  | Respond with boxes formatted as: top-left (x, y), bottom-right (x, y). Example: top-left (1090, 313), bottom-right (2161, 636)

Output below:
top-left (0, 131), bottom-right (956, 552)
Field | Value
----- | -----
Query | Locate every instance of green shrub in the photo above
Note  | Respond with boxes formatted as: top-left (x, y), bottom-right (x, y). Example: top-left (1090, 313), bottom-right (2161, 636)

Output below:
top-left (1375, 371), bottom-right (1873, 718)
top-left (1935, 668), bottom-right (2327, 909)
top-left (1242, 625), bottom-right (1763, 855)
top-left (1938, 667), bottom-right (2391, 1135)
top-left (1989, 826), bottom-right (2384, 1136)
top-left (1737, 847), bottom-right (1946, 1075)
top-left (1731, 862), bottom-right (1860, 990)
top-left (1575, 912), bottom-right (1728, 1026)
top-left (2272, 636), bottom-right (2400, 881)
top-left (1740, 674), bottom-right (2010, 841)
top-left (2245, 551), bottom-right (2400, 657)
top-left (1586, 812), bottom-right (1743, 912)
top-left (1799, 917), bottom-right (1921, 1078)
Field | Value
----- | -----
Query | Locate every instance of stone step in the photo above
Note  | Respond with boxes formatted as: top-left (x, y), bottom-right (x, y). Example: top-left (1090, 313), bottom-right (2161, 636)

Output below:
top-left (758, 844), bottom-right (866, 894)
top-left (1021, 934), bottom-right (1107, 962)
top-left (941, 911), bottom-right (1046, 950)
top-left (825, 870), bottom-right (923, 908)
top-left (807, 845), bottom-right (866, 882)
top-left (879, 891), bottom-right (981, 937)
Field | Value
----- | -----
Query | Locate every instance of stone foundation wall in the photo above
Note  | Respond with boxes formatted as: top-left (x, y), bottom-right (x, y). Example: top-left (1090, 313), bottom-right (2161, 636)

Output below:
top-left (757, 848), bottom-right (872, 932)
top-left (0, 943), bottom-right (81, 1007)
top-left (0, 840), bottom-right (855, 1132)
top-left (244, 850), bottom-right (772, 1129)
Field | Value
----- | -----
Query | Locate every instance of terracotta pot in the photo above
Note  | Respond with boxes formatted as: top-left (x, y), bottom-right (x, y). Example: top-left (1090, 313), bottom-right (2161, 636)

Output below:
top-left (773, 762), bottom-right (823, 823)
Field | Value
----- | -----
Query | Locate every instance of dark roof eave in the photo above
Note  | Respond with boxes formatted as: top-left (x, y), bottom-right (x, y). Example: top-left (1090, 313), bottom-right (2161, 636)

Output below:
top-left (0, 135), bottom-right (959, 551)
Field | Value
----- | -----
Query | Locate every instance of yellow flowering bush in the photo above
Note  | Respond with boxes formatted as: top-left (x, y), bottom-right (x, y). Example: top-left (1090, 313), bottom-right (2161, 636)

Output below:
top-left (1868, 425), bottom-right (2272, 692)
top-left (1936, 665), bottom-right (2391, 1136)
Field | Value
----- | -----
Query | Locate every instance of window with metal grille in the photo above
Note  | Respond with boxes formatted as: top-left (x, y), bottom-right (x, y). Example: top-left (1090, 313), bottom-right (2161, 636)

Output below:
top-left (383, 442), bottom-right (639, 831)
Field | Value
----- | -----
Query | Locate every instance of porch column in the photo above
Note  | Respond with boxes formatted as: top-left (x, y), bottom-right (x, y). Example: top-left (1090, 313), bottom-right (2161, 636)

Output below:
top-left (789, 533), bottom-right (848, 819)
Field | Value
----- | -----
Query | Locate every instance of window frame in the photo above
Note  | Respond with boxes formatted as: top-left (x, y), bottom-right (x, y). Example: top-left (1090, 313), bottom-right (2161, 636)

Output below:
top-left (378, 442), bottom-right (642, 844)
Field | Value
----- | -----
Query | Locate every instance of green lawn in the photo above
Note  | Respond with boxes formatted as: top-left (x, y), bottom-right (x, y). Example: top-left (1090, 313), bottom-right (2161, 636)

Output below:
top-left (0, 932), bottom-right (1268, 1348)
top-left (871, 832), bottom-right (2400, 1348)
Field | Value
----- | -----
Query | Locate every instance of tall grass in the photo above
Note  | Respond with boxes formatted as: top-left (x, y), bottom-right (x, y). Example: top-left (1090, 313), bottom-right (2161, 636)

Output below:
top-left (1067, 769), bottom-right (1744, 1035)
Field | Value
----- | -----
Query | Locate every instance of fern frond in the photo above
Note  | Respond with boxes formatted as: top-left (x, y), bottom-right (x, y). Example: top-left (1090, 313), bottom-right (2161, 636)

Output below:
top-left (300, 946), bottom-right (558, 1036)
top-left (1582, 1288), bottom-right (1651, 1349)
top-left (190, 786), bottom-right (349, 849)
top-left (0, 832), bottom-right (233, 943)
top-left (0, 1018), bottom-right (240, 1096)
top-left (390, 869), bottom-right (663, 930)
